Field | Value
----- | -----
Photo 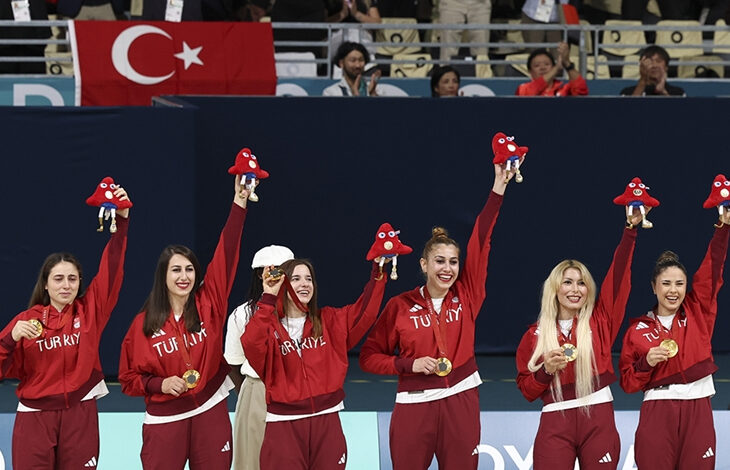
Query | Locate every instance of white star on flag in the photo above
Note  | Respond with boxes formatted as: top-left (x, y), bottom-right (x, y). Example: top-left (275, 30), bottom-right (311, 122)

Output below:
top-left (174, 41), bottom-right (203, 70)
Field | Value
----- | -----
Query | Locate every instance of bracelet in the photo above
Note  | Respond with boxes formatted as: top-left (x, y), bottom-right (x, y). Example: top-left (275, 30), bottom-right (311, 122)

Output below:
top-left (626, 221), bottom-right (635, 229)
top-left (564, 62), bottom-right (575, 71)
top-left (715, 221), bottom-right (725, 228)
top-left (542, 364), bottom-right (554, 376)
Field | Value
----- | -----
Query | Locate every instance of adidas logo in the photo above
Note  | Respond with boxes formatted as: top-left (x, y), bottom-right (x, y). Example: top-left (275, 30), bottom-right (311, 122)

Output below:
top-left (409, 304), bottom-right (423, 313)
top-left (635, 322), bottom-right (649, 330)
top-left (221, 441), bottom-right (231, 453)
top-left (598, 452), bottom-right (612, 463)
top-left (703, 447), bottom-right (714, 459)
top-left (84, 456), bottom-right (97, 467)
top-left (338, 453), bottom-right (346, 465)
top-left (151, 329), bottom-right (166, 338)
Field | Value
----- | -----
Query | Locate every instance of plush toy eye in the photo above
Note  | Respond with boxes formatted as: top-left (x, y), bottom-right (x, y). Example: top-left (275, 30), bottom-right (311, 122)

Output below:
top-left (498, 138), bottom-right (505, 144)
top-left (100, 183), bottom-right (108, 188)
top-left (715, 181), bottom-right (722, 187)
top-left (110, 184), bottom-right (117, 189)
top-left (378, 232), bottom-right (385, 239)
top-left (639, 183), bottom-right (645, 189)
top-left (243, 152), bottom-right (249, 158)
top-left (724, 181), bottom-right (730, 187)
top-left (251, 154), bottom-right (257, 160)
top-left (388, 231), bottom-right (395, 237)
top-left (628, 183), bottom-right (636, 188)
top-left (507, 136), bottom-right (514, 141)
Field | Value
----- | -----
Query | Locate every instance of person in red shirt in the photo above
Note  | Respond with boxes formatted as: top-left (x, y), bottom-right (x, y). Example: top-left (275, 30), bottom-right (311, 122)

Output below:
top-left (242, 254), bottom-right (388, 470)
top-left (515, 209), bottom-right (643, 470)
top-left (516, 41), bottom-right (588, 97)
top-left (0, 185), bottom-right (130, 470)
top-left (118, 175), bottom-right (251, 470)
top-left (359, 162), bottom-right (518, 470)
top-left (619, 211), bottom-right (730, 470)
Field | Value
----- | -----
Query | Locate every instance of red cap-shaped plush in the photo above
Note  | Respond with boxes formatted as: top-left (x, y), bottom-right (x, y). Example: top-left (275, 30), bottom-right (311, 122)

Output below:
top-left (492, 132), bottom-right (528, 164)
top-left (86, 177), bottom-right (132, 209)
top-left (227, 147), bottom-right (270, 179)
top-left (366, 223), bottom-right (413, 260)
top-left (613, 177), bottom-right (660, 207)
top-left (703, 174), bottom-right (730, 209)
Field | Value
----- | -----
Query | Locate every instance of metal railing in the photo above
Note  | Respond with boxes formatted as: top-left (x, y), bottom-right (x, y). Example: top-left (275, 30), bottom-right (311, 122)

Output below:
top-left (1, 19), bottom-right (729, 78)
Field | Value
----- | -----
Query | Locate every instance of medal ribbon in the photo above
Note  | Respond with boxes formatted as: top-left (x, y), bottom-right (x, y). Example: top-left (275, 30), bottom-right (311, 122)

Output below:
top-left (557, 317), bottom-right (578, 345)
top-left (422, 286), bottom-right (451, 358)
top-left (39, 305), bottom-right (74, 336)
top-left (171, 314), bottom-right (195, 371)
top-left (275, 277), bottom-right (309, 319)
top-left (651, 312), bottom-right (674, 342)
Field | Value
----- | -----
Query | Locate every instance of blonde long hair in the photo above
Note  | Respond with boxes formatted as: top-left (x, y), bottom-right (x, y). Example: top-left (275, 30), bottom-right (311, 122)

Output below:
top-left (527, 260), bottom-right (598, 406)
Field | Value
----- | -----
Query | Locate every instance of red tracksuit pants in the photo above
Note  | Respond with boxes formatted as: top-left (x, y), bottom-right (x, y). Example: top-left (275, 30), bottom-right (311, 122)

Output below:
top-left (533, 401), bottom-right (620, 470)
top-left (634, 398), bottom-right (715, 470)
top-left (12, 399), bottom-right (100, 470)
top-left (259, 412), bottom-right (347, 470)
top-left (140, 399), bottom-right (232, 470)
top-left (389, 387), bottom-right (480, 470)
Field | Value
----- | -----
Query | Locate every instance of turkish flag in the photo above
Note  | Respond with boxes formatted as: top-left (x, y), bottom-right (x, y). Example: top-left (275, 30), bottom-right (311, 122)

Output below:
top-left (70, 21), bottom-right (276, 106)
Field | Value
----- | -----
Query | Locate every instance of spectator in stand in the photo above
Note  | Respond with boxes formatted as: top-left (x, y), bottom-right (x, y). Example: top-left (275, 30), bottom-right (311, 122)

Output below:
top-left (327, 0), bottom-right (381, 61)
top-left (620, 46), bottom-right (686, 96)
top-left (271, 0), bottom-right (327, 57)
top-left (521, 0), bottom-right (568, 52)
top-left (0, 0), bottom-right (50, 74)
top-left (323, 41), bottom-right (383, 96)
top-left (234, 0), bottom-right (270, 21)
top-left (133, 0), bottom-right (234, 21)
top-left (56, 0), bottom-right (123, 20)
top-left (431, 65), bottom-right (462, 97)
top-left (378, 0), bottom-right (432, 23)
top-left (438, 0), bottom-right (491, 61)
top-left (516, 42), bottom-right (588, 96)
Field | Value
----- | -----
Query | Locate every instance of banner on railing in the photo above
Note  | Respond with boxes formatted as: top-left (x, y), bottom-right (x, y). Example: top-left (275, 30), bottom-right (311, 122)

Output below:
top-left (69, 21), bottom-right (276, 106)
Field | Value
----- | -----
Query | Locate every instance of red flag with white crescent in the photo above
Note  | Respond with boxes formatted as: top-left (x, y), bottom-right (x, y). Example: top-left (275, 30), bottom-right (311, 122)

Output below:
top-left (70, 20), bottom-right (276, 106)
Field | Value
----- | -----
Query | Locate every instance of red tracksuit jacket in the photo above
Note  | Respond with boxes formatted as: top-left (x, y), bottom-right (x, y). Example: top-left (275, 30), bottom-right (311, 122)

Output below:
top-left (515, 76), bottom-right (589, 96)
top-left (0, 216), bottom-right (128, 410)
top-left (242, 265), bottom-right (386, 415)
top-left (358, 192), bottom-right (503, 392)
top-left (619, 225), bottom-right (729, 393)
top-left (516, 228), bottom-right (636, 404)
top-left (118, 204), bottom-right (245, 416)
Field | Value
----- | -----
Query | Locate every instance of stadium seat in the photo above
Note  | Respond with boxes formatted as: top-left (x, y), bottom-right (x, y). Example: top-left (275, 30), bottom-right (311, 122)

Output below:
top-left (376, 18), bottom-right (422, 56)
top-left (573, 54), bottom-right (610, 79)
top-left (602, 20), bottom-right (644, 56)
top-left (655, 20), bottom-right (703, 58)
top-left (507, 53), bottom-right (530, 77)
top-left (678, 55), bottom-right (724, 78)
top-left (475, 55), bottom-right (494, 78)
top-left (713, 19), bottom-right (730, 54)
top-left (274, 52), bottom-right (317, 77)
top-left (390, 53), bottom-right (433, 77)
top-left (621, 54), bottom-right (640, 79)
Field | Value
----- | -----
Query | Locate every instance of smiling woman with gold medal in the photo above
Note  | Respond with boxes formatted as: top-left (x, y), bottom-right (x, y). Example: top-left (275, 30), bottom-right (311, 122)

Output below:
top-left (516, 206), bottom-right (644, 470)
top-left (619, 185), bottom-right (730, 470)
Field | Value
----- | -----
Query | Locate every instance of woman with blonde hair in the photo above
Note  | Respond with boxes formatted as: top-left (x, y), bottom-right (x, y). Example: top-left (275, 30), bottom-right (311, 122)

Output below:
top-left (515, 209), bottom-right (644, 470)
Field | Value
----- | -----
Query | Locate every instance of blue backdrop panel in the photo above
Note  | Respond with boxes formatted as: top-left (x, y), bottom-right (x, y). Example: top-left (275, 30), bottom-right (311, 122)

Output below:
top-left (171, 96), bottom-right (730, 355)
top-left (0, 107), bottom-right (198, 375)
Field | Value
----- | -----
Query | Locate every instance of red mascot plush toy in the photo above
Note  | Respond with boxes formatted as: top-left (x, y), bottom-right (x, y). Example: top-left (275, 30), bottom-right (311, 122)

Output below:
top-left (703, 174), bottom-right (730, 224)
top-left (366, 223), bottom-right (412, 280)
top-left (228, 147), bottom-right (269, 202)
top-left (613, 177), bottom-right (660, 229)
top-left (492, 132), bottom-right (528, 183)
top-left (86, 176), bottom-right (132, 233)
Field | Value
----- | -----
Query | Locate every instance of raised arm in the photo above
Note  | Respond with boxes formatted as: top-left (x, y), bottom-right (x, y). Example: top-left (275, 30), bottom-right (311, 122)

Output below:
top-left (336, 263), bottom-right (388, 349)
top-left (459, 162), bottom-right (513, 319)
top-left (685, 219), bottom-right (730, 335)
top-left (241, 294), bottom-right (279, 380)
top-left (83, 186), bottom-right (131, 329)
top-left (198, 176), bottom-right (251, 325)
top-left (359, 297), bottom-right (404, 375)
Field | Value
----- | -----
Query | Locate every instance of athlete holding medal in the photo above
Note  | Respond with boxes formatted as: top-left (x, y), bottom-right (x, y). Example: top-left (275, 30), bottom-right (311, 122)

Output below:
top-left (359, 159), bottom-right (518, 470)
top-left (119, 173), bottom-right (253, 469)
top-left (515, 203), bottom-right (645, 470)
top-left (619, 183), bottom-right (730, 470)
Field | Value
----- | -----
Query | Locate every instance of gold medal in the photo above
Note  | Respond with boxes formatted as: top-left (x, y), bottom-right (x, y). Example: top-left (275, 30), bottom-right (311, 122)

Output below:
top-left (435, 357), bottom-right (452, 376)
top-left (182, 369), bottom-right (201, 389)
top-left (660, 339), bottom-right (679, 358)
top-left (29, 319), bottom-right (43, 336)
top-left (268, 267), bottom-right (284, 281)
top-left (562, 343), bottom-right (578, 362)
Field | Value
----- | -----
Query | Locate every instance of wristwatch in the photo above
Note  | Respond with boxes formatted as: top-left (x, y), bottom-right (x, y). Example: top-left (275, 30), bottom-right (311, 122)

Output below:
top-left (564, 62), bottom-right (575, 71)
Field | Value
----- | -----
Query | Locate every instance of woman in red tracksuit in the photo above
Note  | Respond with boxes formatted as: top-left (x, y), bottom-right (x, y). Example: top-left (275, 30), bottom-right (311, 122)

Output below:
top-left (619, 211), bottom-right (730, 470)
top-left (0, 185), bottom-right (130, 470)
top-left (358, 163), bottom-right (515, 470)
top-left (118, 176), bottom-right (250, 470)
top-left (241, 255), bottom-right (387, 470)
top-left (515, 209), bottom-right (643, 470)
